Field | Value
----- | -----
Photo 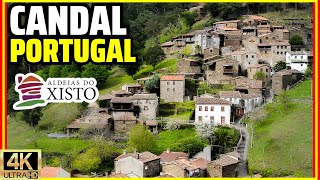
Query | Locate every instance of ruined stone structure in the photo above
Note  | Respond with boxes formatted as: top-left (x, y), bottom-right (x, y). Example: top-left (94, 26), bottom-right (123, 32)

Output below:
top-left (272, 69), bottom-right (304, 94)
top-left (132, 93), bottom-right (158, 121)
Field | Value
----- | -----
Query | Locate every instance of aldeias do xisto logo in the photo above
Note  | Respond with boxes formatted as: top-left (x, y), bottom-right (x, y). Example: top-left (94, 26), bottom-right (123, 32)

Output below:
top-left (13, 73), bottom-right (99, 110)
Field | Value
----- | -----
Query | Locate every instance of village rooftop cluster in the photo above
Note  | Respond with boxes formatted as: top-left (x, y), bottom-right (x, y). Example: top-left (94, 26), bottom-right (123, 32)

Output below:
top-left (41, 13), bottom-right (312, 178)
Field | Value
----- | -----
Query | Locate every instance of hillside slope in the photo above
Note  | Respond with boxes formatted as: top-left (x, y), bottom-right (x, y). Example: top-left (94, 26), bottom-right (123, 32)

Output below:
top-left (247, 80), bottom-right (312, 177)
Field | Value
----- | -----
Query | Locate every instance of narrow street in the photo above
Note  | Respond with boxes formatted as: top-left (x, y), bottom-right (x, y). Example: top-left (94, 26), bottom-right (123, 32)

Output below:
top-left (233, 119), bottom-right (250, 177)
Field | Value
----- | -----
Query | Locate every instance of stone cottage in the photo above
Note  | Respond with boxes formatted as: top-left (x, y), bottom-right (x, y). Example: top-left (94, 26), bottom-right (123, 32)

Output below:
top-left (247, 64), bottom-right (271, 86)
top-left (132, 93), bottom-right (159, 121)
top-left (162, 158), bottom-right (206, 177)
top-left (203, 56), bottom-right (240, 84)
top-left (231, 76), bottom-right (263, 95)
top-left (121, 84), bottom-right (143, 94)
top-left (272, 69), bottom-right (304, 94)
top-left (113, 112), bottom-right (138, 134)
top-left (159, 149), bottom-right (189, 163)
top-left (114, 151), bottom-right (161, 177)
top-left (207, 151), bottom-right (240, 177)
top-left (225, 50), bottom-right (259, 70)
top-left (160, 75), bottom-right (185, 102)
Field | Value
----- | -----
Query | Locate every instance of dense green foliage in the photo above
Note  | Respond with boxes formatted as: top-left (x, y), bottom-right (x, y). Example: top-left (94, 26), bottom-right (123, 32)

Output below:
top-left (144, 75), bottom-right (160, 93)
top-left (144, 45), bottom-right (166, 68)
top-left (128, 125), bottom-right (158, 152)
top-left (274, 61), bottom-right (287, 72)
top-left (213, 126), bottom-right (240, 153)
top-left (289, 34), bottom-right (304, 45)
top-left (254, 71), bottom-right (266, 81)
top-left (81, 63), bottom-right (109, 87)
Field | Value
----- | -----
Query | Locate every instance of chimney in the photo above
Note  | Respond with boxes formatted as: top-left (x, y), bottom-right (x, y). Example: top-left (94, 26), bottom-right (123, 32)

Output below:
top-left (137, 153), bottom-right (140, 159)
top-left (123, 150), bottom-right (127, 155)
top-left (166, 148), bottom-right (170, 153)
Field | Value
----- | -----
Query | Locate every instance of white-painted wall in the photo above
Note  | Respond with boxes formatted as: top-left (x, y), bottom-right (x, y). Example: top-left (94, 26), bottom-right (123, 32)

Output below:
top-left (195, 104), bottom-right (231, 125)
top-left (286, 52), bottom-right (309, 73)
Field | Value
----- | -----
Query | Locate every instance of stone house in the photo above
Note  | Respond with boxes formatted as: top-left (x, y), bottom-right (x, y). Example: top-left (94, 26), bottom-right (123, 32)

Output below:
top-left (207, 152), bottom-right (240, 177)
top-left (132, 93), bottom-right (158, 121)
top-left (122, 84), bottom-right (142, 94)
top-left (42, 167), bottom-right (70, 178)
top-left (110, 97), bottom-right (138, 118)
top-left (160, 75), bottom-right (185, 102)
top-left (111, 90), bottom-right (133, 97)
top-left (286, 51), bottom-right (312, 73)
top-left (203, 56), bottom-right (239, 84)
top-left (161, 41), bottom-right (175, 55)
top-left (114, 151), bottom-right (161, 177)
top-left (176, 58), bottom-right (202, 78)
top-left (203, 47), bottom-right (220, 59)
top-left (213, 20), bottom-right (241, 32)
top-left (231, 76), bottom-right (263, 95)
top-left (242, 15), bottom-right (270, 27)
top-left (98, 93), bottom-right (114, 108)
top-left (242, 26), bottom-right (257, 36)
top-left (195, 97), bottom-right (231, 125)
top-left (159, 149), bottom-right (189, 163)
top-left (274, 29), bottom-right (290, 40)
top-left (225, 50), bottom-right (259, 70)
top-left (66, 110), bottom-right (112, 136)
top-left (272, 69), bottom-right (304, 94)
top-left (222, 33), bottom-right (242, 50)
top-left (162, 158), bottom-right (206, 177)
top-left (113, 112), bottom-right (138, 134)
top-left (258, 33), bottom-right (279, 44)
top-left (256, 41), bottom-right (291, 67)
top-left (247, 64), bottom-right (271, 86)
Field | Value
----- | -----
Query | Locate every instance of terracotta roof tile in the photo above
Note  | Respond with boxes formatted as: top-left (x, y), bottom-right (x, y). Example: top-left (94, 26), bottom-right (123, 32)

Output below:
top-left (159, 151), bottom-right (188, 162)
top-left (161, 75), bottom-right (185, 81)
top-left (41, 167), bottom-right (69, 178)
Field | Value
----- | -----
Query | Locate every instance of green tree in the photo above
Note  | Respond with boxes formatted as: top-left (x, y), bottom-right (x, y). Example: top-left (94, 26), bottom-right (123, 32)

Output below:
top-left (304, 66), bottom-right (312, 78)
top-left (73, 148), bottom-right (101, 174)
top-left (289, 34), bottom-right (304, 45)
top-left (8, 85), bottom-right (19, 114)
top-left (144, 75), bottom-right (160, 93)
top-left (277, 91), bottom-right (290, 111)
top-left (181, 11), bottom-right (198, 27)
top-left (172, 137), bottom-right (206, 156)
top-left (254, 71), bottom-right (266, 81)
top-left (144, 45), bottom-right (165, 68)
top-left (274, 61), bottom-right (287, 72)
top-left (214, 126), bottom-right (234, 153)
top-left (22, 108), bottom-right (42, 126)
top-left (81, 63), bottom-right (109, 87)
top-left (128, 124), bottom-right (157, 152)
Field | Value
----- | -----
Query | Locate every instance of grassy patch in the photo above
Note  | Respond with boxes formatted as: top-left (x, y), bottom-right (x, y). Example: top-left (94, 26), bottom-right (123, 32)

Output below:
top-left (99, 67), bottom-right (134, 95)
top-left (247, 80), bottom-right (312, 177)
top-left (191, 16), bottom-right (214, 31)
top-left (286, 79), bottom-right (312, 99)
top-left (133, 59), bottom-right (178, 80)
top-left (155, 128), bottom-right (196, 152)
top-left (258, 9), bottom-right (312, 26)
top-left (159, 101), bottom-right (195, 121)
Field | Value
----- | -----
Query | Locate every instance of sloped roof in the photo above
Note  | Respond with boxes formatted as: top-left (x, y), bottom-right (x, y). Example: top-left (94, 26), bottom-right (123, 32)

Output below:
top-left (114, 113), bottom-right (137, 121)
top-left (248, 15), bottom-right (269, 21)
top-left (214, 20), bottom-right (241, 24)
top-left (219, 91), bottom-right (242, 98)
top-left (111, 90), bottom-right (133, 95)
top-left (159, 151), bottom-right (188, 162)
top-left (161, 41), bottom-right (174, 47)
top-left (161, 75), bottom-right (185, 81)
top-left (41, 167), bottom-right (69, 178)
top-left (196, 98), bottom-right (232, 105)
top-left (190, 158), bottom-right (209, 170)
top-left (110, 97), bottom-right (133, 103)
top-left (247, 64), bottom-right (270, 69)
top-left (211, 154), bottom-right (239, 166)
top-left (115, 151), bottom-right (160, 163)
top-left (132, 93), bottom-right (158, 100)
